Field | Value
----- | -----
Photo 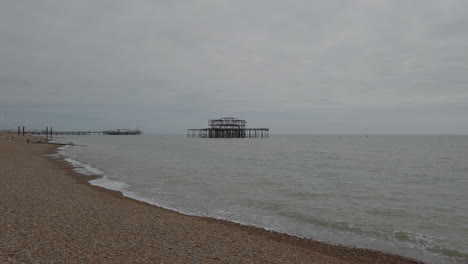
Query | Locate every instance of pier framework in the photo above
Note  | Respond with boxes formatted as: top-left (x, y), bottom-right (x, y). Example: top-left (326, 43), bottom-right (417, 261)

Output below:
top-left (28, 129), bottom-right (142, 136)
top-left (188, 117), bottom-right (269, 138)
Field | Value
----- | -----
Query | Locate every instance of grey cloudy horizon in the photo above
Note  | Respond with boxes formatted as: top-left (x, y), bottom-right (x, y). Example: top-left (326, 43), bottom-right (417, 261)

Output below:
top-left (1, 0), bottom-right (468, 134)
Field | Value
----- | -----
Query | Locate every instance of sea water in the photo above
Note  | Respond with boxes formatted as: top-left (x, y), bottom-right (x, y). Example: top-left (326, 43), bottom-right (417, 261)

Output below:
top-left (52, 135), bottom-right (468, 264)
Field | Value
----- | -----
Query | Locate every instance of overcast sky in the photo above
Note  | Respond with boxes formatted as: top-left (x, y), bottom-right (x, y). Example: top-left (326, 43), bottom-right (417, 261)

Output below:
top-left (1, 0), bottom-right (467, 134)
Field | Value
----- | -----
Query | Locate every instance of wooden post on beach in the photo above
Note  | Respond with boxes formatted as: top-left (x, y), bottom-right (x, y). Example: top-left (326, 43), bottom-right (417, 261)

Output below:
top-left (46, 127), bottom-right (48, 142)
top-left (50, 127), bottom-right (53, 139)
top-left (22, 126), bottom-right (25, 136)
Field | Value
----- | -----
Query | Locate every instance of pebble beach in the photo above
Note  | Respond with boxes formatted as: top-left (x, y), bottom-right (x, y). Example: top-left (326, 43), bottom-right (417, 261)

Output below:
top-left (0, 135), bottom-right (424, 264)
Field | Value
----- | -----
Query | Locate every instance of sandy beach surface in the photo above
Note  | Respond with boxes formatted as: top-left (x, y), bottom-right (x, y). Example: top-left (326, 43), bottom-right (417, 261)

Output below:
top-left (0, 135), bottom-right (423, 264)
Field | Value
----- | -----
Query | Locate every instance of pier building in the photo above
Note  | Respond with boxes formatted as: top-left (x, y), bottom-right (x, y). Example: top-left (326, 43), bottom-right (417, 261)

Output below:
top-left (188, 117), bottom-right (269, 138)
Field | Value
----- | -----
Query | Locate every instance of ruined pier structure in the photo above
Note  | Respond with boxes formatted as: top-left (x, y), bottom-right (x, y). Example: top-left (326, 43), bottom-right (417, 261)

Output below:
top-left (188, 117), bottom-right (269, 138)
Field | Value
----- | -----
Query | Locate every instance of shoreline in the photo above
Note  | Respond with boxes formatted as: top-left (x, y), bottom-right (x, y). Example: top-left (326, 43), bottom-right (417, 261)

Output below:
top-left (1, 137), bottom-right (424, 263)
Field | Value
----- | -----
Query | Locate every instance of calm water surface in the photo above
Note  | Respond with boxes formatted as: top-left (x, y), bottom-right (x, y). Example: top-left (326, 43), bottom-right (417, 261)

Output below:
top-left (54, 135), bottom-right (468, 264)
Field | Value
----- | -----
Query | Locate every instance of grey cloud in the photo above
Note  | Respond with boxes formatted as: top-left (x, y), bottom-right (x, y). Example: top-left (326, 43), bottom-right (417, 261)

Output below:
top-left (1, 0), bottom-right (467, 133)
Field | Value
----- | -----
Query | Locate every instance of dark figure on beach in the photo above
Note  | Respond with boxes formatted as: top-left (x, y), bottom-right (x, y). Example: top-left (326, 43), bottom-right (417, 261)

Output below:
top-left (27, 138), bottom-right (29, 144)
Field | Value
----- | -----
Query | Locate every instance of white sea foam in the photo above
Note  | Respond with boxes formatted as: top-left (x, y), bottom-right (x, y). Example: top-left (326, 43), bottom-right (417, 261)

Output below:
top-left (89, 177), bottom-right (130, 191)
top-left (64, 157), bottom-right (104, 176)
top-left (57, 145), bottom-right (68, 151)
top-left (60, 149), bottom-right (135, 198)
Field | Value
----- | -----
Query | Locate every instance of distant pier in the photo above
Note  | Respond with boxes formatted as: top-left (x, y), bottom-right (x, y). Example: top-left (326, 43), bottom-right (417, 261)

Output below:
top-left (29, 129), bottom-right (142, 136)
top-left (188, 117), bottom-right (269, 138)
